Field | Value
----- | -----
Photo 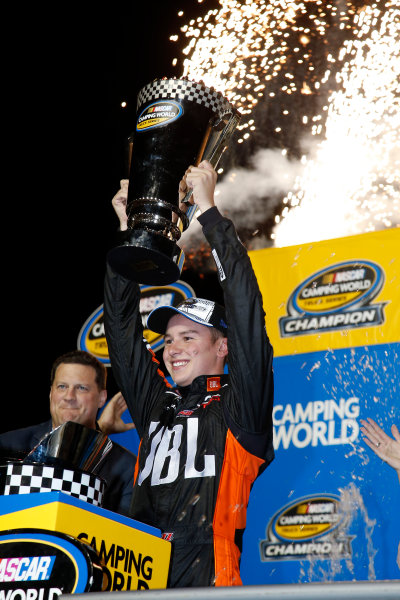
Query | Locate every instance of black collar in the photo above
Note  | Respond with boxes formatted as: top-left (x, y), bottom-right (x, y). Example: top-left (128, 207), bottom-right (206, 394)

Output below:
top-left (177, 373), bottom-right (229, 396)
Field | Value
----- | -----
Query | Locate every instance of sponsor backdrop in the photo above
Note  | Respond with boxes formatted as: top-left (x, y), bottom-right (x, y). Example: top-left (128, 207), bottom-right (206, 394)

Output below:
top-left (78, 227), bottom-right (399, 584)
top-left (0, 492), bottom-right (171, 594)
top-left (243, 226), bottom-right (400, 584)
top-left (77, 280), bottom-right (196, 363)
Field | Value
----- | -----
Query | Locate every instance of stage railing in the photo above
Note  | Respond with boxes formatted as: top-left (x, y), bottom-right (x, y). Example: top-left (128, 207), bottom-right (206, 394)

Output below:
top-left (61, 579), bottom-right (400, 600)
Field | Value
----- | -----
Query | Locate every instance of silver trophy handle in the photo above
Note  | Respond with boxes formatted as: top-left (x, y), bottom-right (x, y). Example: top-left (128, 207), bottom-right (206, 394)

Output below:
top-left (181, 109), bottom-right (241, 211)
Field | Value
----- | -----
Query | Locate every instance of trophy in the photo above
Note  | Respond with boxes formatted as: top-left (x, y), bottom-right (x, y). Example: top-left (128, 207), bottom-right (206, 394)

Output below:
top-left (0, 423), bottom-right (110, 507)
top-left (107, 77), bottom-right (241, 285)
top-left (25, 421), bottom-right (113, 473)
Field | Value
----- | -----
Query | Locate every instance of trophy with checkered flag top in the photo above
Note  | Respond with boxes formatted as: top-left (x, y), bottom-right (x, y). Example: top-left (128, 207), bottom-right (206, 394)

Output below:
top-left (107, 77), bottom-right (241, 286)
top-left (0, 423), bottom-right (110, 506)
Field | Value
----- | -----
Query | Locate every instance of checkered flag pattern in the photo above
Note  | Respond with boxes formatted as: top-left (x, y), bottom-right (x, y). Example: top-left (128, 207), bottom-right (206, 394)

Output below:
top-left (0, 463), bottom-right (105, 506)
top-left (137, 78), bottom-right (234, 119)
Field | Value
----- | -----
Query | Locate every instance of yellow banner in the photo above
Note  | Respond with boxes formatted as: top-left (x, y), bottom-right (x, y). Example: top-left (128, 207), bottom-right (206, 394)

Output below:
top-left (249, 227), bottom-right (400, 357)
top-left (0, 500), bottom-right (171, 591)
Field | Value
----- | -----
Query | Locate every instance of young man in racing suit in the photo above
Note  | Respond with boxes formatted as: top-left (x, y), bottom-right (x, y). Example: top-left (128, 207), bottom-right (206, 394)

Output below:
top-left (104, 160), bottom-right (275, 587)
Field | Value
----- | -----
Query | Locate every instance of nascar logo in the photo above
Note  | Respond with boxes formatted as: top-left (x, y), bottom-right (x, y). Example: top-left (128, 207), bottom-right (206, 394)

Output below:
top-left (77, 281), bottom-right (195, 363)
top-left (260, 494), bottom-right (353, 561)
top-left (279, 260), bottom-right (386, 337)
top-left (0, 557), bottom-right (55, 582)
top-left (136, 101), bottom-right (183, 131)
top-left (0, 529), bottom-right (102, 595)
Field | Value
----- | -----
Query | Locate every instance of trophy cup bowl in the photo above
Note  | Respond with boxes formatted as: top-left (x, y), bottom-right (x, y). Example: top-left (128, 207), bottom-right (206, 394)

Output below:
top-left (24, 421), bottom-right (113, 472)
top-left (107, 78), bottom-right (241, 286)
top-left (0, 423), bottom-right (110, 506)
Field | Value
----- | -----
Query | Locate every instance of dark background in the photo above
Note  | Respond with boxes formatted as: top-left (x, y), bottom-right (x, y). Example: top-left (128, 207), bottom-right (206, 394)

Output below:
top-left (3, 2), bottom-right (225, 432)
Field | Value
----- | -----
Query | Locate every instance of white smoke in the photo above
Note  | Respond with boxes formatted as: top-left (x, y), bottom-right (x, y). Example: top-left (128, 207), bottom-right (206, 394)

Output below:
top-left (180, 147), bottom-right (302, 250)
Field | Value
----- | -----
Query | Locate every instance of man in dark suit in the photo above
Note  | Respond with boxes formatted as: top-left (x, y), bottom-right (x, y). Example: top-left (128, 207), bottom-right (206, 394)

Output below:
top-left (0, 350), bottom-right (136, 517)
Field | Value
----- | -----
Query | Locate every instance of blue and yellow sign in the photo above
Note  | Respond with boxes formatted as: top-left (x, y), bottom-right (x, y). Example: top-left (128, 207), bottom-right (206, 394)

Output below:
top-left (0, 528), bottom-right (103, 595)
top-left (78, 280), bottom-right (195, 364)
top-left (241, 227), bottom-right (400, 585)
top-left (249, 227), bottom-right (400, 355)
top-left (0, 492), bottom-right (171, 593)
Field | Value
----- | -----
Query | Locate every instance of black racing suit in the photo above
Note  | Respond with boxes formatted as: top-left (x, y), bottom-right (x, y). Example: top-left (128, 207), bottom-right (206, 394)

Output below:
top-left (104, 206), bottom-right (274, 587)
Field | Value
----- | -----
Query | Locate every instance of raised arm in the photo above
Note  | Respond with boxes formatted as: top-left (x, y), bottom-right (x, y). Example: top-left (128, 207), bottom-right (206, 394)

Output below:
top-left (112, 179), bottom-right (129, 231)
top-left (98, 392), bottom-right (136, 435)
top-left (193, 163), bottom-right (274, 437)
top-left (104, 182), bottom-right (171, 438)
top-left (360, 417), bottom-right (400, 483)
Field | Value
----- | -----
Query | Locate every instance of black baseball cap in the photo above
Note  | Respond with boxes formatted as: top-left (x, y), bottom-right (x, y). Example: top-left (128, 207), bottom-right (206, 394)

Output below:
top-left (147, 298), bottom-right (228, 335)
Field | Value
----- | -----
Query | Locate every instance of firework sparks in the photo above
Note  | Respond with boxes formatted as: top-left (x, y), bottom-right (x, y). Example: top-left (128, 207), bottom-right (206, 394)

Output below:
top-left (172, 1), bottom-right (400, 250)
top-left (273, 2), bottom-right (400, 246)
top-left (174, 0), bottom-right (326, 137)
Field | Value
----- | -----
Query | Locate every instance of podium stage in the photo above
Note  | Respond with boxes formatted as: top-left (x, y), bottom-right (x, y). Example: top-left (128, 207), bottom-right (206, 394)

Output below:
top-left (0, 491), bottom-right (171, 595)
top-left (62, 579), bottom-right (400, 599)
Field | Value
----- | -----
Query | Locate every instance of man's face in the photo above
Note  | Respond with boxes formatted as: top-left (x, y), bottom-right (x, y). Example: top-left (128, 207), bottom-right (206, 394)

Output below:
top-left (49, 363), bottom-right (107, 429)
top-left (163, 314), bottom-right (227, 387)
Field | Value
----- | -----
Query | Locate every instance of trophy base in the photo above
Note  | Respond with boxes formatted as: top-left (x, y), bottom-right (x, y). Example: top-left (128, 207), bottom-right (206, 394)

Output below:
top-left (107, 229), bottom-right (184, 286)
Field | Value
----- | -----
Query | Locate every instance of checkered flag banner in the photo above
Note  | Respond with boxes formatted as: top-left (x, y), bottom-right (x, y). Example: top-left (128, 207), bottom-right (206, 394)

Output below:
top-left (0, 462), bottom-right (105, 506)
top-left (137, 78), bottom-right (234, 119)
